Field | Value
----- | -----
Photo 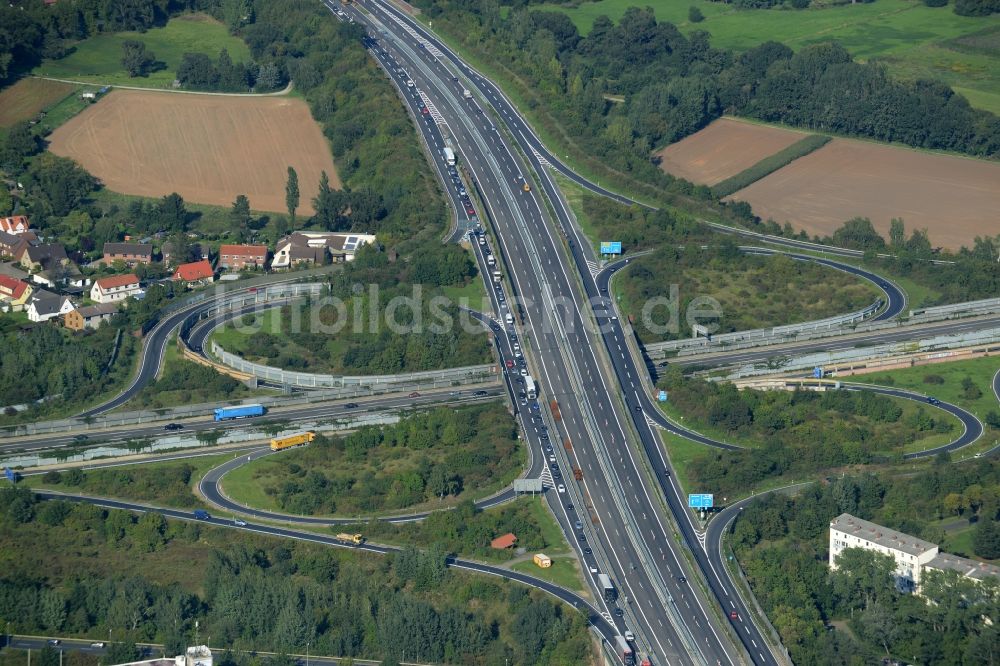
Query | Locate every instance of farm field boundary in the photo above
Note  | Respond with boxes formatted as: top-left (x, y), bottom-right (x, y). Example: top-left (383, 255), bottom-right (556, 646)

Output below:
top-left (47, 89), bottom-right (339, 214)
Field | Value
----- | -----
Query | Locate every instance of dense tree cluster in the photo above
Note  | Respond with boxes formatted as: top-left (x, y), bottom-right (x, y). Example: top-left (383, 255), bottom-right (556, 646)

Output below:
top-left (362, 498), bottom-right (557, 563)
top-left (0, 487), bottom-right (591, 665)
top-left (227, 246), bottom-right (488, 375)
top-left (252, 404), bottom-right (520, 515)
top-left (819, 218), bottom-right (1000, 304)
top-left (729, 463), bottom-right (1000, 663)
top-left (623, 241), bottom-right (879, 342)
top-left (0, 284), bottom-right (177, 422)
top-left (175, 48), bottom-right (277, 92)
top-left (412, 2), bottom-right (999, 216)
top-left (659, 369), bottom-right (956, 495)
top-left (44, 464), bottom-right (199, 509)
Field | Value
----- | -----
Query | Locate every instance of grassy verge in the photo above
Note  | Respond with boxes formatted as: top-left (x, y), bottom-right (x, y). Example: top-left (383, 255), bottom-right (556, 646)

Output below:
top-left (511, 555), bottom-right (586, 593)
top-left (659, 390), bottom-right (961, 456)
top-left (349, 496), bottom-right (572, 564)
top-left (850, 356), bottom-right (1000, 419)
top-left (554, 172), bottom-right (601, 253)
top-left (33, 13), bottom-right (250, 89)
top-left (711, 134), bottom-right (831, 198)
top-left (125, 336), bottom-right (271, 409)
top-left (22, 453), bottom-right (236, 509)
top-left (440, 278), bottom-right (489, 310)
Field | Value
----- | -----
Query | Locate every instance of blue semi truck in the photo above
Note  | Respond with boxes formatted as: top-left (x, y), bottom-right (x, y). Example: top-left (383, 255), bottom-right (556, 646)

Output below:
top-left (213, 404), bottom-right (265, 421)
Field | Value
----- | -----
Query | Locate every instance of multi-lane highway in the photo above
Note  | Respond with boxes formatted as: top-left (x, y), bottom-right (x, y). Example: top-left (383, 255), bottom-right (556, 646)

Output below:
top-left (670, 314), bottom-right (1000, 369)
top-left (3, 388), bottom-right (503, 454)
top-left (341, 2), bottom-right (759, 663)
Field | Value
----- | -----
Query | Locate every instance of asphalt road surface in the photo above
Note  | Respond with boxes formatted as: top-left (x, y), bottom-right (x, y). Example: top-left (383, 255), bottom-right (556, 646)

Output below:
top-left (347, 3), bottom-right (753, 662)
top-left (2, 389), bottom-right (504, 454)
top-left (32, 492), bottom-right (620, 648)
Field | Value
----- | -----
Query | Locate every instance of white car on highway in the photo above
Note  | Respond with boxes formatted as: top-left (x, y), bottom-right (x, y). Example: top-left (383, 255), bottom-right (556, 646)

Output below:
top-left (557, 484), bottom-right (566, 493)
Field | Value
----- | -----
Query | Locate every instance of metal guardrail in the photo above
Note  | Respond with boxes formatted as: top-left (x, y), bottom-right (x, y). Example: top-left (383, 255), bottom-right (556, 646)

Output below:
top-left (0, 374), bottom-right (502, 438)
top-left (704, 328), bottom-right (1000, 381)
top-left (212, 340), bottom-right (498, 389)
top-left (645, 297), bottom-right (1000, 360)
top-left (910, 297), bottom-right (1000, 319)
top-left (644, 299), bottom-right (882, 355)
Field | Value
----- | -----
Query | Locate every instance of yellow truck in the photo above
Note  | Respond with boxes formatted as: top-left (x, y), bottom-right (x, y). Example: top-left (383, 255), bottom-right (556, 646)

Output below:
top-left (270, 431), bottom-right (316, 451)
top-left (336, 533), bottom-right (364, 545)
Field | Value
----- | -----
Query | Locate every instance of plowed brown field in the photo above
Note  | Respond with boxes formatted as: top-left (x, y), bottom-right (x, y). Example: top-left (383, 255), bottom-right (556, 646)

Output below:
top-left (48, 89), bottom-right (339, 214)
top-left (726, 139), bottom-right (1000, 251)
top-left (654, 117), bottom-right (807, 185)
top-left (0, 78), bottom-right (75, 127)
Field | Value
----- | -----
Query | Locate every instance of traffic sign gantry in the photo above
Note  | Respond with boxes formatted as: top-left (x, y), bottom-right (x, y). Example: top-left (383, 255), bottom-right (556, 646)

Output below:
top-left (600, 241), bottom-right (622, 255)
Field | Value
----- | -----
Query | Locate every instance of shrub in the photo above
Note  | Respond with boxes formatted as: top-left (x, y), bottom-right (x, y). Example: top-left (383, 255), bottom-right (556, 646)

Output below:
top-left (923, 374), bottom-right (945, 384)
top-left (688, 6), bottom-right (705, 22)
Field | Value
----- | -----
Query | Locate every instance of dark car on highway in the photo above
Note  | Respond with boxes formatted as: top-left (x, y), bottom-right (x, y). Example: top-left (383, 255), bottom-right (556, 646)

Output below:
top-left (163, 423), bottom-right (183, 431)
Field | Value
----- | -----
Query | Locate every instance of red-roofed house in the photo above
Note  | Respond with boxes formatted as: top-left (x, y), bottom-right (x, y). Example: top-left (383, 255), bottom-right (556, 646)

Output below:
top-left (0, 216), bottom-right (30, 235)
top-left (490, 533), bottom-right (518, 550)
top-left (172, 259), bottom-right (214, 285)
top-left (90, 274), bottom-right (141, 304)
top-left (0, 275), bottom-right (33, 311)
top-left (218, 244), bottom-right (267, 270)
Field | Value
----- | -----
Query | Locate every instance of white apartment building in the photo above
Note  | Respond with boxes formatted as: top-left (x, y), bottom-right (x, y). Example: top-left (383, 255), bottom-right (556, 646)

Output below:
top-left (830, 513), bottom-right (1000, 593)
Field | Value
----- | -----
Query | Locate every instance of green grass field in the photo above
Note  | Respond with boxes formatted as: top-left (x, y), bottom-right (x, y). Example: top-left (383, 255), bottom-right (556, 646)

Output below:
top-left (32, 13), bottom-right (251, 89)
top-left (542, 0), bottom-right (1000, 114)
top-left (852, 356), bottom-right (1000, 419)
top-left (24, 453), bottom-right (236, 509)
top-left (511, 555), bottom-right (586, 592)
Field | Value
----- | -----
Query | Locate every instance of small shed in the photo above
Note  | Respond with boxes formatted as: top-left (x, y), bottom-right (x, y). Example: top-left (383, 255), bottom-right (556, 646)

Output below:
top-left (490, 532), bottom-right (518, 550)
top-left (533, 553), bottom-right (551, 568)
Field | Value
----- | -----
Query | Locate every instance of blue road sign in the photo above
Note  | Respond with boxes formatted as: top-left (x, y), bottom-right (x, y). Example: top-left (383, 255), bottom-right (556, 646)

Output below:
top-left (813, 366), bottom-right (824, 378)
top-left (688, 493), bottom-right (714, 509)
top-left (658, 390), bottom-right (668, 402)
top-left (600, 241), bottom-right (622, 255)
top-left (4, 468), bottom-right (14, 483)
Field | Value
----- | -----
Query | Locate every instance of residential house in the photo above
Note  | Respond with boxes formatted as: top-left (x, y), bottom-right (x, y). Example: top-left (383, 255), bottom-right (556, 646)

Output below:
top-left (0, 216), bottom-right (30, 235)
top-left (26, 290), bottom-right (75, 323)
top-left (91, 274), bottom-right (141, 304)
top-left (20, 244), bottom-right (68, 272)
top-left (218, 244), bottom-right (267, 270)
top-left (102, 242), bottom-right (153, 266)
top-left (271, 232), bottom-right (376, 269)
top-left (0, 275), bottom-right (32, 311)
top-left (65, 302), bottom-right (118, 331)
top-left (172, 259), bottom-right (214, 285)
top-left (0, 231), bottom-right (28, 260)
top-left (829, 513), bottom-right (1000, 593)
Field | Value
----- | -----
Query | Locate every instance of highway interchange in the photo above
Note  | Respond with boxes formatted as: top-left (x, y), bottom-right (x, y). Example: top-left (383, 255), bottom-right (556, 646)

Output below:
top-left (6, 2), bottom-right (999, 665)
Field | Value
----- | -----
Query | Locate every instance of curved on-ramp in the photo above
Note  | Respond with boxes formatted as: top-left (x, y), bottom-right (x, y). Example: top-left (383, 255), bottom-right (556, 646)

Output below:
top-left (33, 491), bottom-right (618, 645)
top-left (198, 446), bottom-right (522, 526)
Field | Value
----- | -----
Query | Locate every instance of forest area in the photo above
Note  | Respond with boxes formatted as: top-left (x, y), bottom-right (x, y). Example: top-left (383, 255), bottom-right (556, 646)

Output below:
top-left (0, 486), bottom-right (591, 665)
top-left (620, 241), bottom-right (878, 342)
top-left (232, 404), bottom-right (521, 515)
top-left (730, 462), bottom-right (1000, 664)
